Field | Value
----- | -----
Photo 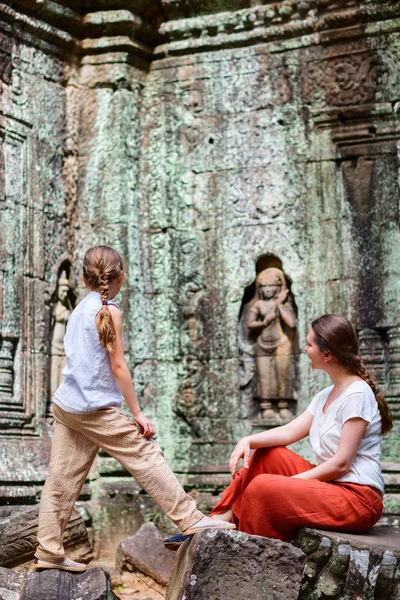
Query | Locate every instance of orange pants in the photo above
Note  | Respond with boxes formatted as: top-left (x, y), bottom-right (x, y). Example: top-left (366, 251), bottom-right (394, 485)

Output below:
top-left (211, 447), bottom-right (383, 541)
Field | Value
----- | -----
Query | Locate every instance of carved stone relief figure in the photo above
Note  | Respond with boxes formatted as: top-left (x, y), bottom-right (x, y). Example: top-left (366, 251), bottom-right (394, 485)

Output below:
top-left (49, 271), bottom-right (73, 401)
top-left (239, 263), bottom-right (297, 425)
top-left (248, 268), bottom-right (296, 422)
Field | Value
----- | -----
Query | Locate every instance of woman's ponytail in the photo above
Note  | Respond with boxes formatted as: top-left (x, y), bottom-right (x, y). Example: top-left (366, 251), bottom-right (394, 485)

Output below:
top-left (312, 314), bottom-right (393, 435)
top-left (356, 360), bottom-right (393, 435)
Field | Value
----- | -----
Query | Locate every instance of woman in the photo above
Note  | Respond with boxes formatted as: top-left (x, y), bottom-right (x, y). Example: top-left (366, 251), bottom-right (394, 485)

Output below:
top-left (209, 314), bottom-right (392, 541)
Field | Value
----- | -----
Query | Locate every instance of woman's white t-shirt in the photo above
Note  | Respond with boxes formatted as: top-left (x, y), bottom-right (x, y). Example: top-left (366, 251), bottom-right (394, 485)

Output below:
top-left (307, 380), bottom-right (384, 493)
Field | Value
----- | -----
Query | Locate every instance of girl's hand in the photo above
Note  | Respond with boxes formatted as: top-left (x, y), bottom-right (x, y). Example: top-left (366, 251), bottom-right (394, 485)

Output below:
top-left (229, 437), bottom-right (251, 478)
top-left (134, 411), bottom-right (156, 438)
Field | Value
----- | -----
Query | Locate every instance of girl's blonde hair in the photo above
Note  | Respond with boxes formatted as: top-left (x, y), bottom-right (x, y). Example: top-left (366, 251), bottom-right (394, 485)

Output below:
top-left (312, 314), bottom-right (393, 435)
top-left (83, 246), bottom-right (124, 352)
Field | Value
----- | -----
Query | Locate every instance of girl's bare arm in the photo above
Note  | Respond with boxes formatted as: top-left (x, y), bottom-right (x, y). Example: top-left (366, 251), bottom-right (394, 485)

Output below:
top-left (108, 305), bottom-right (155, 438)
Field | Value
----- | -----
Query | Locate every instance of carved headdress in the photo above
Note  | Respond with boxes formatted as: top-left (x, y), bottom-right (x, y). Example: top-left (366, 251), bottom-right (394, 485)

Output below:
top-left (58, 270), bottom-right (69, 287)
top-left (256, 267), bottom-right (287, 289)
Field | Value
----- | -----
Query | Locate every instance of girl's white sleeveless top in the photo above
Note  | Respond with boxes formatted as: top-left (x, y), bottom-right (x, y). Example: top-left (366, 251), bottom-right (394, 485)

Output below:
top-left (53, 292), bottom-right (123, 414)
top-left (307, 380), bottom-right (384, 493)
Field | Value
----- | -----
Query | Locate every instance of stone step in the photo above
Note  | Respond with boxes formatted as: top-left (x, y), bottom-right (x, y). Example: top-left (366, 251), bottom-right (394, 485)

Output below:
top-left (0, 566), bottom-right (118, 600)
top-left (293, 526), bottom-right (400, 600)
top-left (166, 526), bottom-right (400, 600)
top-left (0, 505), bottom-right (92, 568)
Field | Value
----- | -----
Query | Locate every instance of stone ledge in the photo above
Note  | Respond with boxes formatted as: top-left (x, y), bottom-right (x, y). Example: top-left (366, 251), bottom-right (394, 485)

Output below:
top-left (166, 526), bottom-right (400, 600)
top-left (293, 526), bottom-right (400, 600)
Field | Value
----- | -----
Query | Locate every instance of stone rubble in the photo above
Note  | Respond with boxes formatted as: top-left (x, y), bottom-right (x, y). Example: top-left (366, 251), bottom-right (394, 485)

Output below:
top-left (0, 506), bottom-right (92, 569)
top-left (117, 523), bottom-right (176, 586)
top-left (0, 567), bottom-right (118, 600)
top-left (166, 528), bottom-right (306, 600)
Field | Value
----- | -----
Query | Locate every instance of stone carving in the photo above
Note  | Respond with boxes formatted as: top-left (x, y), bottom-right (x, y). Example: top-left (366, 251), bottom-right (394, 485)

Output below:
top-left (247, 267), bottom-right (296, 423)
top-left (0, 505), bottom-right (92, 568)
top-left (358, 328), bottom-right (386, 386)
top-left (0, 335), bottom-right (18, 405)
top-left (6, 567), bottom-right (118, 600)
top-left (388, 326), bottom-right (400, 394)
top-left (294, 527), bottom-right (400, 600)
top-left (305, 46), bottom-right (399, 109)
top-left (49, 270), bottom-right (73, 401)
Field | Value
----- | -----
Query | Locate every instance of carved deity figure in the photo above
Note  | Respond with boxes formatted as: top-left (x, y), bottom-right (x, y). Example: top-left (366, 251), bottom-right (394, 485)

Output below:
top-left (248, 268), bottom-right (296, 422)
top-left (50, 272), bottom-right (72, 399)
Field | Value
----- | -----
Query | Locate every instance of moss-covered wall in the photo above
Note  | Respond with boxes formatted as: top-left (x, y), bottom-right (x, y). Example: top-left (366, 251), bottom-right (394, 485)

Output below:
top-left (0, 1), bottom-right (399, 528)
top-left (129, 8), bottom-right (400, 482)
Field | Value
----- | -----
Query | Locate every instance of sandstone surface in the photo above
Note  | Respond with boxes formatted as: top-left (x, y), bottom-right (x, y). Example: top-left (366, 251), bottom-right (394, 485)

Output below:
top-left (294, 526), bottom-right (400, 600)
top-left (166, 528), bottom-right (306, 600)
top-left (0, 567), bottom-right (117, 600)
top-left (116, 522), bottom-right (176, 586)
top-left (0, 506), bottom-right (92, 569)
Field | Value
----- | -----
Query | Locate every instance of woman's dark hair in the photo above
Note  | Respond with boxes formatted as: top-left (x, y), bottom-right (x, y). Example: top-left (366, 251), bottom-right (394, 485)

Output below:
top-left (311, 314), bottom-right (393, 435)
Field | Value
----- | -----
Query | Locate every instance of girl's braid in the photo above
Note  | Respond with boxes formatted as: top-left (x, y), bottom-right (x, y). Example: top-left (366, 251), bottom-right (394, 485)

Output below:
top-left (98, 272), bottom-right (110, 306)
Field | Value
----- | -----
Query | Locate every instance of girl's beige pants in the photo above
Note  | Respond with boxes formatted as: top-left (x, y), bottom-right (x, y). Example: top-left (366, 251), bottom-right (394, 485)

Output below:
top-left (35, 403), bottom-right (203, 562)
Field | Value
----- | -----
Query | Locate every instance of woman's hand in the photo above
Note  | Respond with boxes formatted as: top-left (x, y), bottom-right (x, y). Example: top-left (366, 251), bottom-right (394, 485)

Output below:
top-left (134, 411), bottom-right (156, 439)
top-left (229, 437), bottom-right (251, 477)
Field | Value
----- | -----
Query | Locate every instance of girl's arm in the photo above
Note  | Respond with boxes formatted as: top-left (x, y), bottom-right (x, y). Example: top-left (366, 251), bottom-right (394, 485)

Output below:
top-left (229, 410), bottom-right (313, 477)
top-left (108, 305), bottom-right (155, 438)
top-left (292, 417), bottom-right (367, 481)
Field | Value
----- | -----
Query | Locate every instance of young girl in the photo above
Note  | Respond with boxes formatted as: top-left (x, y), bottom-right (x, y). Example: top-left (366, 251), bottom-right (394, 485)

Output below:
top-left (209, 314), bottom-right (392, 541)
top-left (34, 246), bottom-right (234, 572)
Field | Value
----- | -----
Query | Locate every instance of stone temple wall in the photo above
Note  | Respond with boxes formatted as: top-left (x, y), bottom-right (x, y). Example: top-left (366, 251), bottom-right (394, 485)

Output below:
top-left (0, 0), bottom-right (399, 548)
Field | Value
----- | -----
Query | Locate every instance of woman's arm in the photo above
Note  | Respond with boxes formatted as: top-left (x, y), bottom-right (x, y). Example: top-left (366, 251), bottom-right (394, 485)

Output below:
top-left (108, 305), bottom-right (155, 438)
top-left (229, 409), bottom-right (313, 477)
top-left (293, 417), bottom-right (367, 481)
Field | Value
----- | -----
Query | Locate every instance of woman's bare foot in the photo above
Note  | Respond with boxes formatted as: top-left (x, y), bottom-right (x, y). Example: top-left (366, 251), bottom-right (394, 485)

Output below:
top-left (211, 509), bottom-right (233, 522)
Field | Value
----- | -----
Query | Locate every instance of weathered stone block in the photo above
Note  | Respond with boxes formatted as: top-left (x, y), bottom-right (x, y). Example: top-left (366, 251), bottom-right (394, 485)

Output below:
top-left (0, 566), bottom-right (24, 600)
top-left (21, 567), bottom-right (117, 600)
top-left (116, 522), bottom-right (175, 586)
top-left (0, 566), bottom-right (117, 600)
top-left (293, 526), bottom-right (400, 600)
top-left (90, 479), bottom-right (146, 564)
top-left (0, 505), bottom-right (92, 568)
top-left (166, 528), bottom-right (306, 600)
